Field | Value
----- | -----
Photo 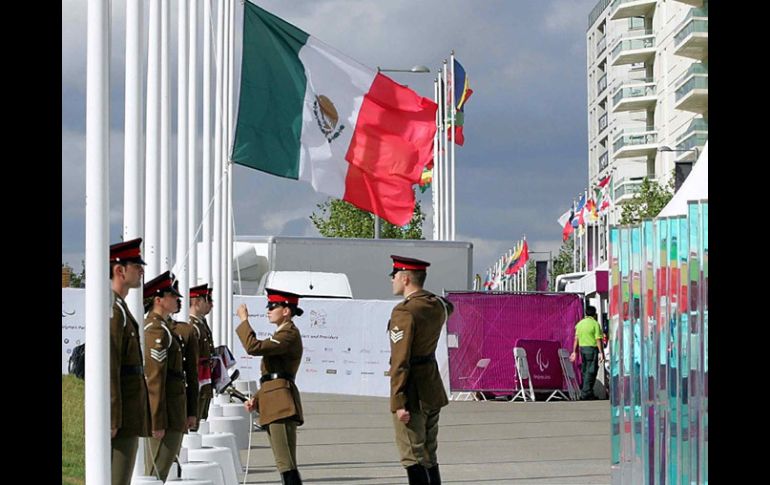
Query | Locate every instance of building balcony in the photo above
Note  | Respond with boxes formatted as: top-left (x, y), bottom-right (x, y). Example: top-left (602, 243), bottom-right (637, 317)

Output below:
top-left (612, 128), bottom-right (658, 158)
top-left (674, 9), bottom-right (708, 60)
top-left (599, 151), bottom-right (609, 172)
top-left (610, 32), bottom-right (656, 66)
top-left (675, 71), bottom-right (707, 114)
top-left (597, 73), bottom-right (608, 95)
top-left (675, 118), bottom-right (707, 161)
top-left (612, 79), bottom-right (656, 112)
top-left (613, 176), bottom-right (646, 204)
top-left (597, 35), bottom-right (607, 56)
top-left (598, 113), bottom-right (608, 134)
top-left (674, 0), bottom-right (703, 7)
top-left (610, 0), bottom-right (657, 21)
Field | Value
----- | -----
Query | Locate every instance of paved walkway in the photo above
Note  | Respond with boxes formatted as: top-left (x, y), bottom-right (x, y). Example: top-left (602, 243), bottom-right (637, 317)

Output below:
top-left (238, 393), bottom-right (610, 484)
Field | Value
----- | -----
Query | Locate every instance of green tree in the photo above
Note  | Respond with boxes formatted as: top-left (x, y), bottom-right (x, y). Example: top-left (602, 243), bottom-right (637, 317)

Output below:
top-left (310, 194), bottom-right (425, 239)
top-left (552, 237), bottom-right (575, 284)
top-left (620, 176), bottom-right (675, 225)
top-left (63, 260), bottom-right (86, 288)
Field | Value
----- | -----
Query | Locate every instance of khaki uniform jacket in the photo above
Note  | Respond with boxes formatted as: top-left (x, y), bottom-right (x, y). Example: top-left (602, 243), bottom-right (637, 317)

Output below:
top-left (190, 315), bottom-right (214, 399)
top-left (169, 319), bottom-right (200, 418)
top-left (236, 319), bottom-right (304, 426)
top-left (388, 289), bottom-right (454, 413)
top-left (144, 312), bottom-right (188, 433)
top-left (109, 292), bottom-right (151, 437)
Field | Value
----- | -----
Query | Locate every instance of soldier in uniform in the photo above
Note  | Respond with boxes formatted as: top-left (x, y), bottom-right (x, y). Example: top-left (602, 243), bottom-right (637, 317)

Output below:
top-left (168, 282), bottom-right (199, 432)
top-left (109, 238), bottom-right (152, 485)
top-left (188, 283), bottom-right (214, 428)
top-left (236, 289), bottom-right (305, 485)
top-left (142, 271), bottom-right (188, 481)
top-left (387, 255), bottom-right (454, 485)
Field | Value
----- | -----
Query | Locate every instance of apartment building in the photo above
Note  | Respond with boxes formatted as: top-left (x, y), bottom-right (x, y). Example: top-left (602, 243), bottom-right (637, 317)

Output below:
top-left (586, 0), bottom-right (708, 223)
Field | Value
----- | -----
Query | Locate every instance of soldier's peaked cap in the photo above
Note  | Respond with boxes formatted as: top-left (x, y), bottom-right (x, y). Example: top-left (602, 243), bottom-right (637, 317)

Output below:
top-left (266, 288), bottom-right (301, 305)
top-left (190, 284), bottom-right (210, 298)
top-left (144, 271), bottom-right (183, 299)
top-left (110, 237), bottom-right (146, 265)
top-left (390, 255), bottom-right (430, 276)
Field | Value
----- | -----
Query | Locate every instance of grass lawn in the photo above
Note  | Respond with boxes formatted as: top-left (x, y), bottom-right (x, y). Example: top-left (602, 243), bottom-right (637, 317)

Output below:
top-left (62, 375), bottom-right (84, 485)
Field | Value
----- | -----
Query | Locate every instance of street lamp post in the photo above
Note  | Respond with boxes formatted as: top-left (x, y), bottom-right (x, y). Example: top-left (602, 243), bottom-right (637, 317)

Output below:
top-left (372, 65), bottom-right (431, 239)
top-left (658, 145), bottom-right (700, 191)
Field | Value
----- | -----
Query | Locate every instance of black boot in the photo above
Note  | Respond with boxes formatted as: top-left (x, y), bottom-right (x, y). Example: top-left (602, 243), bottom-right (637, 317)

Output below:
top-left (281, 468), bottom-right (303, 485)
top-left (427, 464), bottom-right (441, 484)
top-left (406, 463), bottom-right (430, 485)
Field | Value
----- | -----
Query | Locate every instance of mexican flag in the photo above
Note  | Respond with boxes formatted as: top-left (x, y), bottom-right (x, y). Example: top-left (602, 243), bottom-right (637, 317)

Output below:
top-left (232, 2), bottom-right (438, 226)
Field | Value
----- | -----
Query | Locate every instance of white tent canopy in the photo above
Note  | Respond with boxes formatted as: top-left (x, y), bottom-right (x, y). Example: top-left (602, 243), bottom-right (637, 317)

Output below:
top-left (658, 141), bottom-right (708, 218)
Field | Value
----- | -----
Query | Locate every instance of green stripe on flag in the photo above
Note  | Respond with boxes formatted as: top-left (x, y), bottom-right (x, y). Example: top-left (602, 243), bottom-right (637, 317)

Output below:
top-left (232, 2), bottom-right (310, 179)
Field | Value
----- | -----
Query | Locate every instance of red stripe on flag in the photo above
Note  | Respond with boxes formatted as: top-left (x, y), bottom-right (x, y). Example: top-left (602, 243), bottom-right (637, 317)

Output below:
top-left (343, 163), bottom-right (417, 226)
top-left (342, 73), bottom-right (437, 225)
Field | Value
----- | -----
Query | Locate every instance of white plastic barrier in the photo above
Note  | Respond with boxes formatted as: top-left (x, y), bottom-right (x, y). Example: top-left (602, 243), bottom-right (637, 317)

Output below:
top-left (207, 416), bottom-right (249, 450)
top-left (202, 432), bottom-right (243, 480)
top-left (188, 446), bottom-right (239, 485)
top-left (174, 461), bottom-right (225, 485)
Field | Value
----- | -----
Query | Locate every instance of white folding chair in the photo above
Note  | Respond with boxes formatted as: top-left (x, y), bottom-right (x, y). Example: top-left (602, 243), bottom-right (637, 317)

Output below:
top-left (557, 348), bottom-right (580, 401)
top-left (452, 358), bottom-right (491, 401)
top-left (511, 348), bottom-right (535, 402)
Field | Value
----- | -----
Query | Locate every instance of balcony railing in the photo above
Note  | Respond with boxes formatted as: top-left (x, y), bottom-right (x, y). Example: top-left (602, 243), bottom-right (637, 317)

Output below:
top-left (613, 128), bottom-right (657, 152)
top-left (597, 73), bottom-right (608, 94)
top-left (612, 80), bottom-right (656, 106)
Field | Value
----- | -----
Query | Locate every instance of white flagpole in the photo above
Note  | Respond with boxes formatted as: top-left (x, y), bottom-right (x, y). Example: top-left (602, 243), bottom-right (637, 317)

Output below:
top-left (187, 0), bottom-right (199, 295)
top-left (144, 0), bottom-right (161, 278)
top-left (124, 0), bottom-right (147, 474)
top-left (450, 52), bottom-right (457, 241)
top-left (84, 0), bottom-right (111, 482)
top-left (175, 0), bottom-right (189, 311)
top-left (160, 0), bottom-right (171, 271)
top-left (212, 0), bottom-right (224, 344)
top-left (226, 0), bottom-right (236, 350)
top-left (441, 60), bottom-right (449, 240)
top-left (437, 66), bottom-right (446, 240)
top-left (572, 198), bottom-right (577, 272)
top-left (583, 189), bottom-right (589, 272)
top-left (202, 0), bottom-right (213, 286)
top-left (432, 78), bottom-right (440, 240)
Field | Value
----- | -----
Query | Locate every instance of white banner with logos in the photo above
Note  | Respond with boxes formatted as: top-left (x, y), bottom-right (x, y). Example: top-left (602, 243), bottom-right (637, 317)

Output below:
top-left (61, 290), bottom-right (449, 398)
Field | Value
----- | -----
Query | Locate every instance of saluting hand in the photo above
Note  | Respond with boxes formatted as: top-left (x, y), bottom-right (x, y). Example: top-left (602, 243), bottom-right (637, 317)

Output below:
top-left (244, 396), bottom-right (257, 413)
top-left (396, 408), bottom-right (410, 423)
top-left (237, 304), bottom-right (249, 322)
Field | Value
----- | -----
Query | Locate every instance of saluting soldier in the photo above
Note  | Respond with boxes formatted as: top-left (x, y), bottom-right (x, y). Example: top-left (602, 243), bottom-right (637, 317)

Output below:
top-left (109, 238), bottom-right (151, 485)
top-left (189, 283), bottom-right (215, 427)
top-left (236, 289), bottom-right (305, 485)
top-left (167, 281), bottom-right (199, 432)
top-left (142, 271), bottom-right (188, 481)
top-left (387, 255), bottom-right (454, 485)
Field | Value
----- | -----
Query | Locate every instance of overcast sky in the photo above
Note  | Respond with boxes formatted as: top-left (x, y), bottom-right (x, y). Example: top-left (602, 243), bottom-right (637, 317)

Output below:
top-left (62, 0), bottom-right (596, 278)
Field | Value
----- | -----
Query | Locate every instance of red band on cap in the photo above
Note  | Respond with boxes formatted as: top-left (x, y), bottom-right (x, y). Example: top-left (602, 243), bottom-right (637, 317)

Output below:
top-left (267, 293), bottom-right (299, 305)
top-left (111, 247), bottom-right (141, 261)
top-left (393, 262), bottom-right (428, 271)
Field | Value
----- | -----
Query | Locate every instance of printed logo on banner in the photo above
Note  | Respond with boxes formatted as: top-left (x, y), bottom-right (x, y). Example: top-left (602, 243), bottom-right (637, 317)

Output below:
top-left (326, 369), bottom-right (337, 375)
top-left (305, 368), bottom-right (318, 374)
top-left (305, 357), bottom-right (312, 363)
top-left (345, 370), bottom-right (352, 376)
top-left (365, 361), bottom-right (380, 365)
top-left (361, 371), bottom-right (375, 375)
top-left (342, 348), bottom-right (352, 354)
top-left (536, 348), bottom-right (550, 372)
top-left (360, 349), bottom-right (371, 354)
top-left (343, 359), bottom-right (357, 364)
top-left (324, 347), bottom-right (333, 352)
top-left (309, 309), bottom-right (328, 328)
top-left (322, 359), bottom-right (336, 364)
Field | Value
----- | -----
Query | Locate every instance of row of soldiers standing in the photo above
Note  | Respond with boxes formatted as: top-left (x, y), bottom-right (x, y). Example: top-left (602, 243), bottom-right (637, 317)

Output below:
top-left (109, 237), bottom-right (215, 485)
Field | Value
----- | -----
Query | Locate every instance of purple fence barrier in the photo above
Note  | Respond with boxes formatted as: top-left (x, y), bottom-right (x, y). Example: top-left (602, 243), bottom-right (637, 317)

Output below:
top-left (446, 292), bottom-right (584, 393)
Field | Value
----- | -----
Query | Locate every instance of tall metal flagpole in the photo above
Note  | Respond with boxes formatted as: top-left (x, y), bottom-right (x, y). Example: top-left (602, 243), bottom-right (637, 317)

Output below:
top-left (449, 52), bottom-right (457, 241)
top-left (226, 0), bottom-right (237, 350)
top-left (175, 0), bottom-right (190, 313)
top-left (145, 0), bottom-right (161, 278)
top-left (125, 0), bottom-right (147, 474)
top-left (202, 0), bottom-right (213, 286)
top-left (187, 0), bottom-right (199, 297)
top-left (432, 78), bottom-right (440, 240)
top-left (84, 0), bottom-right (111, 482)
top-left (160, 0), bottom-right (171, 271)
top-left (212, 0), bottom-right (225, 344)
top-left (441, 60), bottom-right (449, 240)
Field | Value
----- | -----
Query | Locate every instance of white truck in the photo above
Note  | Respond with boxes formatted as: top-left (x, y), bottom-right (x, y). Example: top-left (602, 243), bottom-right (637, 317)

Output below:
top-left (227, 236), bottom-right (473, 299)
